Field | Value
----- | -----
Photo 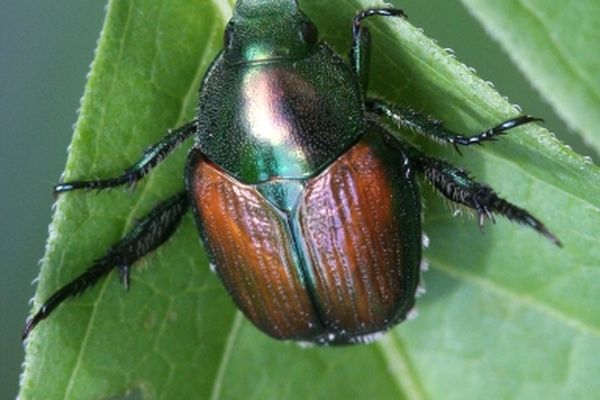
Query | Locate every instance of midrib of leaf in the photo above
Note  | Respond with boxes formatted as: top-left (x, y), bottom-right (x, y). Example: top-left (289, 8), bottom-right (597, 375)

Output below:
top-left (209, 312), bottom-right (243, 400)
top-left (377, 334), bottom-right (429, 400)
top-left (431, 256), bottom-right (600, 338)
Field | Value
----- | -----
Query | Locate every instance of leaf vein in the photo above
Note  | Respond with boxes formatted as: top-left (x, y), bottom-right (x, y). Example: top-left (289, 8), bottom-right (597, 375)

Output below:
top-left (209, 312), bottom-right (243, 400)
top-left (431, 257), bottom-right (600, 338)
top-left (377, 333), bottom-right (429, 400)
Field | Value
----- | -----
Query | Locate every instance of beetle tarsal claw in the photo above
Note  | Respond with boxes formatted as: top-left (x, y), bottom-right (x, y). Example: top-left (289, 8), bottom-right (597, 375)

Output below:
top-left (477, 212), bottom-right (486, 232)
top-left (118, 264), bottom-right (131, 291)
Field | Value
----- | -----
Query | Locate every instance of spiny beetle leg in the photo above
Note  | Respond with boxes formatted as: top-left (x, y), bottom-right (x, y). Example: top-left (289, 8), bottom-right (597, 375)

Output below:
top-left (412, 149), bottom-right (560, 246)
top-left (23, 191), bottom-right (189, 340)
top-left (367, 98), bottom-right (543, 154)
top-left (350, 8), bottom-right (406, 93)
top-left (378, 123), bottom-right (561, 247)
top-left (54, 120), bottom-right (197, 194)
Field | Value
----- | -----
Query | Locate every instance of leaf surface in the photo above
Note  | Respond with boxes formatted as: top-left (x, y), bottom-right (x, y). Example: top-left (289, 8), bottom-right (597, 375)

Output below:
top-left (461, 0), bottom-right (600, 156)
top-left (20, 1), bottom-right (600, 399)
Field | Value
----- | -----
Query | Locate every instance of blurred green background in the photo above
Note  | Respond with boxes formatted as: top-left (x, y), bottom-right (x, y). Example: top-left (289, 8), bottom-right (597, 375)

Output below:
top-left (1, 1), bottom-right (594, 399)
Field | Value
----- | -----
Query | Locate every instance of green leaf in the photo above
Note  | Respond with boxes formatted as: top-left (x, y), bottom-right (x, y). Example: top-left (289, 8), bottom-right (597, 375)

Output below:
top-left (20, 0), bottom-right (600, 399)
top-left (460, 0), bottom-right (600, 157)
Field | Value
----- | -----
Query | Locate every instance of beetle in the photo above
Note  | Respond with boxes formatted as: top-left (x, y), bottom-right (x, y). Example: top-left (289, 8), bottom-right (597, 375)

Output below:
top-left (24, 0), bottom-right (560, 345)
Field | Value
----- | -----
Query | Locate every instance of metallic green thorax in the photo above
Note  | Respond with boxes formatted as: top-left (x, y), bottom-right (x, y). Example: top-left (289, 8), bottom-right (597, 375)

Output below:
top-left (196, 0), bottom-right (364, 183)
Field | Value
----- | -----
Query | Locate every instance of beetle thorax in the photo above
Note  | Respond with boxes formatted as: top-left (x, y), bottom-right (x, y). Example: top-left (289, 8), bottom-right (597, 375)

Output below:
top-left (196, 45), bottom-right (365, 184)
top-left (240, 67), bottom-right (301, 147)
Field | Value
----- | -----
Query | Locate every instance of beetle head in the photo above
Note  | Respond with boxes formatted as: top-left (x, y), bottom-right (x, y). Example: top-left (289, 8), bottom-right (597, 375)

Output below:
top-left (224, 0), bottom-right (319, 64)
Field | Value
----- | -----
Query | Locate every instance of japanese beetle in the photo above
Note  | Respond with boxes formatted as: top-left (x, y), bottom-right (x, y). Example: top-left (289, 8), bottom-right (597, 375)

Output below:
top-left (24, 0), bottom-right (560, 345)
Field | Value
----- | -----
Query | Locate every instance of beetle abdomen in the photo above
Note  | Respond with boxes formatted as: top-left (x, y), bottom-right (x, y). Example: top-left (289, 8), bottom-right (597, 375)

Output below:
top-left (298, 133), bottom-right (421, 342)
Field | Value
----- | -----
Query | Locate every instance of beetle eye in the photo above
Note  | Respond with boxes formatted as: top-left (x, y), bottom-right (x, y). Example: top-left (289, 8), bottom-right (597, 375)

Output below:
top-left (299, 21), bottom-right (318, 46)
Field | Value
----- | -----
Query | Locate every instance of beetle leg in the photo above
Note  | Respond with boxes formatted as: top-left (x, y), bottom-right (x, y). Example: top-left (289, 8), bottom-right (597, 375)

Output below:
top-left (367, 98), bottom-right (542, 154)
top-left (54, 120), bottom-right (197, 194)
top-left (350, 8), bottom-right (406, 93)
top-left (374, 122), bottom-right (561, 246)
top-left (368, 119), bottom-right (415, 180)
top-left (23, 191), bottom-right (189, 340)
top-left (412, 149), bottom-right (560, 246)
